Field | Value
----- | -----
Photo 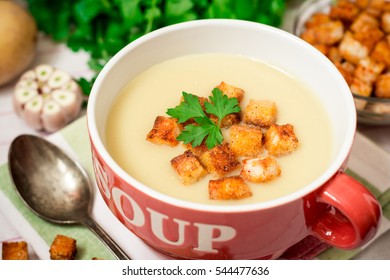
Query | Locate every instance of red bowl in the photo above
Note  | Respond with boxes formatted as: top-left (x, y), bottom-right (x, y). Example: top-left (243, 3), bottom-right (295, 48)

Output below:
top-left (87, 19), bottom-right (381, 259)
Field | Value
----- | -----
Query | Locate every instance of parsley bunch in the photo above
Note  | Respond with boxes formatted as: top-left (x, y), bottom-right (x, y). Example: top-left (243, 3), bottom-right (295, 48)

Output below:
top-left (167, 88), bottom-right (240, 149)
top-left (25, 0), bottom-right (286, 99)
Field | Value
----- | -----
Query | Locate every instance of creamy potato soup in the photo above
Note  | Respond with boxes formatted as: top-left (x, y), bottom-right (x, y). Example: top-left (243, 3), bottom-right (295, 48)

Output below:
top-left (105, 53), bottom-right (333, 205)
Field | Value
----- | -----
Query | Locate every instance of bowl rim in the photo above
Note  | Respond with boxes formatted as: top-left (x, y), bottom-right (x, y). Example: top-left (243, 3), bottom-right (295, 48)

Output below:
top-left (87, 18), bottom-right (356, 213)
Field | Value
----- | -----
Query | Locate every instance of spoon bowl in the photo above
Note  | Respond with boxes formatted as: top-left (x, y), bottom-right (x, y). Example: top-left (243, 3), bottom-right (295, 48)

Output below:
top-left (8, 134), bottom-right (130, 260)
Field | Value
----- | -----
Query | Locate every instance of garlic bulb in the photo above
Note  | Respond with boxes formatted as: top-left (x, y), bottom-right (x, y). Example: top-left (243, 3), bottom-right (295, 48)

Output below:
top-left (13, 64), bottom-right (83, 132)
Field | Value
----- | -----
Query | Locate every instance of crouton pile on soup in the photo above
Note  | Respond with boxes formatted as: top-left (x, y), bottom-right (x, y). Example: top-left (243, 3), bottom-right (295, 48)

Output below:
top-left (147, 81), bottom-right (299, 201)
top-left (300, 0), bottom-right (390, 109)
top-left (105, 53), bottom-right (333, 205)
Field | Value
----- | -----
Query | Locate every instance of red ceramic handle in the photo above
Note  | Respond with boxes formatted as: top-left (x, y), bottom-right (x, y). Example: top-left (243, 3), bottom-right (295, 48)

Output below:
top-left (311, 172), bottom-right (381, 249)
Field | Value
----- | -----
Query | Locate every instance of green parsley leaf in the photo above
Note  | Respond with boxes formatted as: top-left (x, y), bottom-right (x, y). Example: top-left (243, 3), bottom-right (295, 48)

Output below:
top-left (205, 88), bottom-right (241, 126)
top-left (167, 88), bottom-right (241, 149)
top-left (166, 92), bottom-right (207, 123)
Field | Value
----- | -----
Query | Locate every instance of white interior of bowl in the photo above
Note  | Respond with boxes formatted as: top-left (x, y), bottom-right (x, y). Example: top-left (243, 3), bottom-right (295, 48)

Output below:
top-left (87, 19), bottom-right (356, 212)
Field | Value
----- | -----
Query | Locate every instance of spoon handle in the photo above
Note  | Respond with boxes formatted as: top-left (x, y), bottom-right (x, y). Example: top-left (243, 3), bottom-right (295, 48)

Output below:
top-left (82, 216), bottom-right (131, 260)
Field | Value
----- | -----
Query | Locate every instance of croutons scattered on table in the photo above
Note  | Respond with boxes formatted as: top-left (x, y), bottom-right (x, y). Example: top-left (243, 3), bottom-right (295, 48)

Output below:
top-left (147, 82), bottom-right (300, 201)
top-left (299, 0), bottom-right (390, 113)
top-left (49, 234), bottom-right (77, 260)
top-left (2, 241), bottom-right (28, 260)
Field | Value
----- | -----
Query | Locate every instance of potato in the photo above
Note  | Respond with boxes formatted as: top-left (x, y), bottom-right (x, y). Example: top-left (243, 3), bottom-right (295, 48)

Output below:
top-left (0, 1), bottom-right (38, 87)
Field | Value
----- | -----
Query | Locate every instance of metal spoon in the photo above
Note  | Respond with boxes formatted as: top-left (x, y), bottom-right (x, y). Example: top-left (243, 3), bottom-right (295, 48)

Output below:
top-left (8, 134), bottom-right (130, 260)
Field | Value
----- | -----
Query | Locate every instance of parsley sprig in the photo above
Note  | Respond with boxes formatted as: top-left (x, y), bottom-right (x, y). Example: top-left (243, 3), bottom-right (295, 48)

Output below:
top-left (167, 88), bottom-right (240, 149)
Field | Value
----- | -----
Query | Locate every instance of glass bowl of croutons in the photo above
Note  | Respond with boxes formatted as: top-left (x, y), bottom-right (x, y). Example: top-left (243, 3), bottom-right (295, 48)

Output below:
top-left (293, 0), bottom-right (390, 125)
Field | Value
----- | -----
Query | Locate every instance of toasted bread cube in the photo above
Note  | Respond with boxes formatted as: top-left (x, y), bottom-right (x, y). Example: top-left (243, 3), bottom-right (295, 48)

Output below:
top-left (229, 124), bottom-right (263, 157)
top-left (382, 12), bottom-right (390, 33)
top-left (375, 73), bottom-right (390, 98)
top-left (371, 40), bottom-right (390, 67)
top-left (49, 234), bottom-right (77, 260)
top-left (353, 26), bottom-right (384, 52)
top-left (184, 142), bottom-right (209, 157)
top-left (208, 176), bottom-right (252, 200)
top-left (328, 47), bottom-right (343, 64)
top-left (366, 0), bottom-right (386, 13)
top-left (2, 241), bottom-right (28, 260)
top-left (313, 21), bottom-right (345, 45)
top-left (354, 57), bottom-right (385, 84)
top-left (216, 81), bottom-right (244, 103)
top-left (171, 150), bottom-right (208, 185)
top-left (300, 28), bottom-right (317, 45)
top-left (264, 124), bottom-right (299, 157)
top-left (356, 0), bottom-right (371, 9)
top-left (200, 143), bottom-right (240, 178)
top-left (146, 116), bottom-right (181, 147)
top-left (329, 0), bottom-right (360, 23)
top-left (304, 12), bottom-right (331, 29)
top-left (210, 112), bottom-right (241, 128)
top-left (335, 62), bottom-right (355, 85)
top-left (300, 21), bottom-right (344, 46)
top-left (339, 32), bottom-right (369, 64)
top-left (350, 77), bottom-right (372, 109)
top-left (351, 13), bottom-right (379, 33)
top-left (243, 99), bottom-right (277, 128)
top-left (240, 156), bottom-right (281, 183)
top-left (313, 44), bottom-right (330, 55)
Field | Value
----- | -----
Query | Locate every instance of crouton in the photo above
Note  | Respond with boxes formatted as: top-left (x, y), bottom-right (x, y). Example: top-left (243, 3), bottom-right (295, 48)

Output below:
top-left (216, 81), bottom-right (245, 103)
top-left (208, 176), bottom-right (252, 200)
top-left (264, 124), bottom-right (299, 157)
top-left (200, 143), bottom-right (240, 178)
top-left (381, 12), bottom-right (390, 33)
top-left (313, 44), bottom-right (330, 55)
top-left (301, 20), bottom-right (344, 46)
top-left (304, 12), bottom-right (331, 29)
top-left (313, 21), bottom-right (345, 45)
top-left (2, 241), bottom-right (28, 260)
top-left (49, 234), bottom-right (77, 260)
top-left (327, 47), bottom-right (343, 64)
top-left (300, 28), bottom-right (317, 45)
top-left (350, 77), bottom-right (373, 97)
top-left (375, 73), bottom-right (390, 98)
top-left (146, 116), bottom-right (181, 147)
top-left (171, 150), bottom-right (208, 185)
top-left (350, 77), bottom-right (373, 109)
top-left (210, 112), bottom-right (241, 128)
top-left (335, 61), bottom-right (355, 85)
top-left (350, 13), bottom-right (379, 33)
top-left (365, 0), bottom-right (386, 17)
top-left (240, 156), bottom-right (281, 183)
top-left (184, 142), bottom-right (209, 157)
top-left (354, 57), bottom-right (385, 84)
top-left (329, 0), bottom-right (360, 23)
top-left (243, 99), bottom-right (277, 128)
top-left (229, 124), bottom-right (263, 157)
top-left (356, 0), bottom-right (371, 9)
top-left (353, 26), bottom-right (384, 51)
top-left (371, 40), bottom-right (390, 67)
top-left (339, 32), bottom-right (369, 64)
